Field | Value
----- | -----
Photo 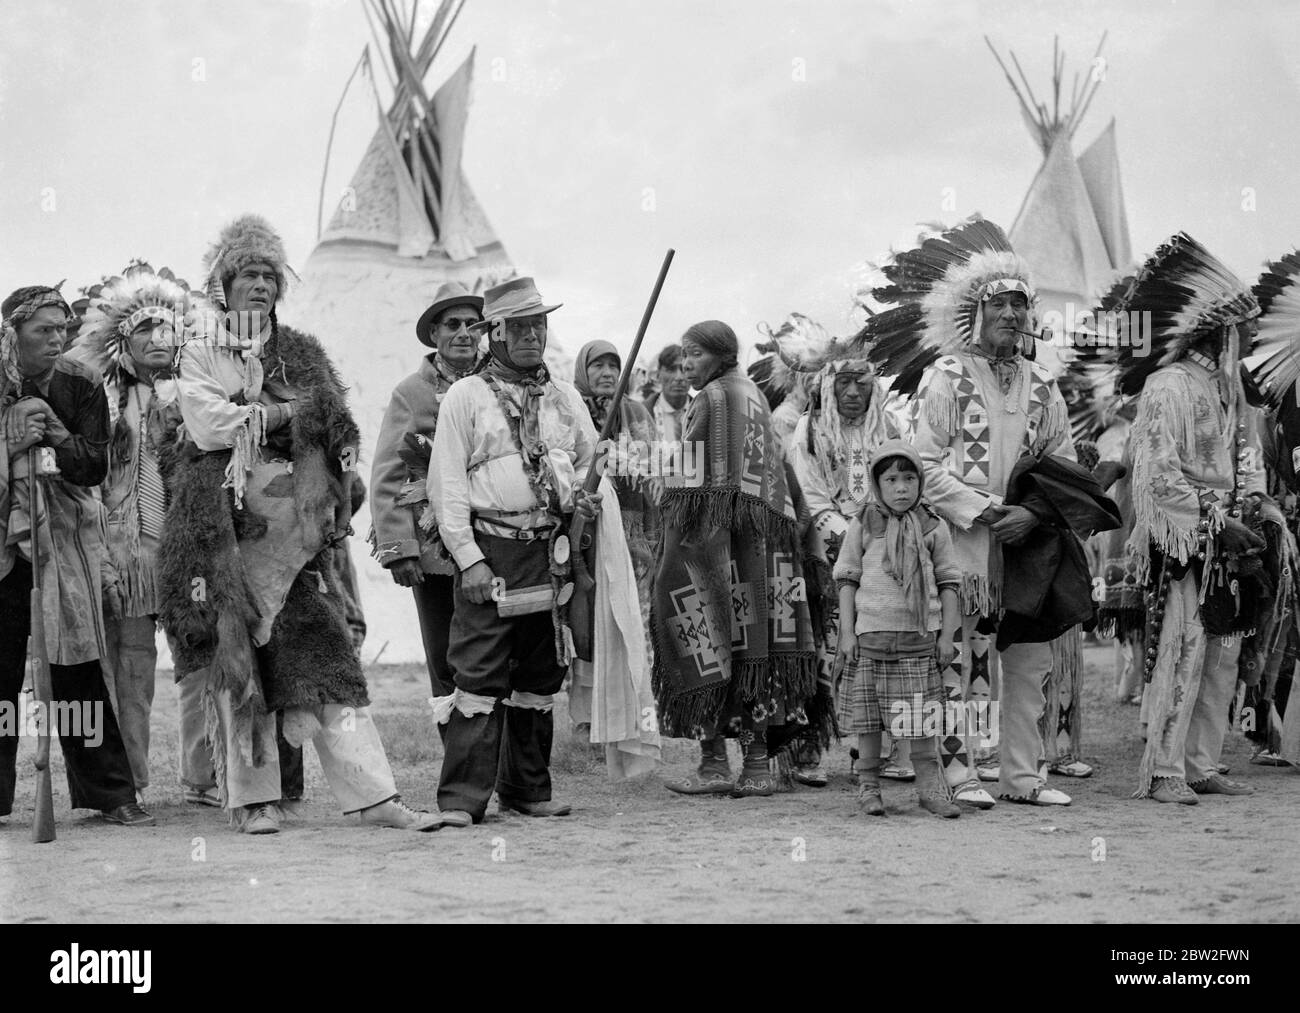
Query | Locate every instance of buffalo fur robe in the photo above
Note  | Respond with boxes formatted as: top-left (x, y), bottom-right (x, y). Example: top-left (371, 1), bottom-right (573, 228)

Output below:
top-left (159, 324), bottom-right (368, 772)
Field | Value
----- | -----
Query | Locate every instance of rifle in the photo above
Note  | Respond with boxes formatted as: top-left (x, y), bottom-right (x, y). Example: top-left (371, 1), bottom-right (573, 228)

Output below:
top-left (567, 249), bottom-right (675, 661)
top-left (29, 446), bottom-right (55, 843)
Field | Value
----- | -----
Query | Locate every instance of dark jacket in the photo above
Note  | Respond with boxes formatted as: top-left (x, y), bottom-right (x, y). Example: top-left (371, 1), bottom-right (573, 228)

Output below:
top-left (996, 453), bottom-right (1122, 649)
top-left (19, 356), bottom-right (109, 486)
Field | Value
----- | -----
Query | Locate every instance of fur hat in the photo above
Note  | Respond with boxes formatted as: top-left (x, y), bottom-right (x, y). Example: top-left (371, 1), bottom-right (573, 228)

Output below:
top-left (202, 215), bottom-right (294, 308)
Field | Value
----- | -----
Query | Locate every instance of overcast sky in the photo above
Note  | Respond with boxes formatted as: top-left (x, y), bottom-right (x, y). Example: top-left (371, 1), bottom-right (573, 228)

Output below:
top-left (3, 0), bottom-right (1299, 363)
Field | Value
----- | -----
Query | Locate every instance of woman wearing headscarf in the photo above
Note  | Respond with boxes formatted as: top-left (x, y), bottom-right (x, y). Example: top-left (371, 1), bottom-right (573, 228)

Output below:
top-left (651, 321), bottom-right (817, 796)
top-left (570, 341), bottom-right (659, 729)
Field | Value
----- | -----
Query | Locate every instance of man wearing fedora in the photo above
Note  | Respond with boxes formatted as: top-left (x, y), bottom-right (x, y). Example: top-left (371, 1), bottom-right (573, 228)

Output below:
top-left (427, 277), bottom-right (602, 825)
top-left (371, 281), bottom-right (485, 702)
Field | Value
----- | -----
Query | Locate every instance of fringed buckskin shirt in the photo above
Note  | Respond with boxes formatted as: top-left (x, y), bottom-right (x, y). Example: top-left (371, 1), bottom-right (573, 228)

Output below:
top-left (1127, 357), bottom-right (1266, 576)
top-left (910, 349), bottom-right (1075, 616)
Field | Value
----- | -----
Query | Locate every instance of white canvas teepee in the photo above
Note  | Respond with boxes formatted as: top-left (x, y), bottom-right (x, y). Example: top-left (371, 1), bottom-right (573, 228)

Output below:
top-left (287, 0), bottom-right (515, 665)
top-left (988, 35), bottom-right (1134, 360)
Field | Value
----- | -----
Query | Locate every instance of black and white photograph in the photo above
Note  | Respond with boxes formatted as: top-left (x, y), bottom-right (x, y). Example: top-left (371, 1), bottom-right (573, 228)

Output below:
top-left (1, 0), bottom-right (1297, 944)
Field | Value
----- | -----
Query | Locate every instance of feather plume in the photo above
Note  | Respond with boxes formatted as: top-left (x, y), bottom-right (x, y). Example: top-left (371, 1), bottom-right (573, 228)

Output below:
top-left (67, 260), bottom-right (203, 387)
top-left (859, 215), bottom-right (1036, 396)
top-left (1249, 251), bottom-right (1300, 409)
top-left (749, 313), bottom-right (840, 408)
top-left (1114, 233), bottom-right (1258, 397)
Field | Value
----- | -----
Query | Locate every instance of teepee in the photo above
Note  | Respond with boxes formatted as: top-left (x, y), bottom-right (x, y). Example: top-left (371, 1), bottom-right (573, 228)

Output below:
top-left (988, 35), bottom-right (1134, 355)
top-left (288, 0), bottom-right (515, 665)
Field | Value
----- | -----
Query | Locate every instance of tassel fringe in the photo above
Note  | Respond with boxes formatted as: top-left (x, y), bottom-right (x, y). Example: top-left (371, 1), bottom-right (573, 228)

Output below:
top-left (222, 404), bottom-right (268, 509)
top-left (923, 380), bottom-right (961, 438)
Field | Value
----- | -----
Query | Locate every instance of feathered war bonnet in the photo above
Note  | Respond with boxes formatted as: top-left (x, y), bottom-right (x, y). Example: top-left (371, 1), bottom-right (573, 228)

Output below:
top-left (72, 261), bottom-right (200, 388)
top-left (1247, 250), bottom-right (1300, 410)
top-left (1054, 270), bottom-right (1137, 445)
top-left (201, 214), bottom-right (295, 309)
top-left (861, 216), bottom-right (1040, 397)
top-left (749, 313), bottom-right (842, 410)
top-left (749, 312), bottom-right (887, 459)
top-left (1112, 232), bottom-right (1259, 398)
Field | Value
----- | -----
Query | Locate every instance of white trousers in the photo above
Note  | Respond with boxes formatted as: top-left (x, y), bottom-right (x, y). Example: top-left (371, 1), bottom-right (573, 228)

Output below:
top-left (944, 612), bottom-right (1052, 797)
top-left (213, 684), bottom-right (397, 813)
top-left (1149, 572), bottom-right (1240, 783)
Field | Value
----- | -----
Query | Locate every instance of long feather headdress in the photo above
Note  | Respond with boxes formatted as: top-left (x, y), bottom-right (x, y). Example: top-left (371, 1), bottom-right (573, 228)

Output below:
top-left (69, 261), bottom-right (202, 386)
top-left (1114, 233), bottom-right (1259, 397)
top-left (749, 313), bottom-right (848, 408)
top-left (859, 215), bottom-right (1037, 396)
top-left (1249, 251), bottom-right (1300, 409)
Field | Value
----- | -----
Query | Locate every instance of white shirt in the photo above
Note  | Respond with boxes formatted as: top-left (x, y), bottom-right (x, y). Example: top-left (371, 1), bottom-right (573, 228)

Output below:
top-left (428, 373), bottom-right (598, 570)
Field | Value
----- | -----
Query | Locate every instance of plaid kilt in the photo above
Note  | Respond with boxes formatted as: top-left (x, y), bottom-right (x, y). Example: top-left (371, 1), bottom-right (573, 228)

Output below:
top-left (836, 653), bottom-right (944, 737)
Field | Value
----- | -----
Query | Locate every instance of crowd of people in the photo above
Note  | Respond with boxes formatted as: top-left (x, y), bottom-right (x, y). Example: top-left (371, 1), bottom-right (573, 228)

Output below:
top-left (1, 212), bottom-right (1297, 835)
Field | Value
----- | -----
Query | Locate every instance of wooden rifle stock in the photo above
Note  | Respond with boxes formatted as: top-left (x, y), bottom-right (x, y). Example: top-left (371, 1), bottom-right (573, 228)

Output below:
top-left (568, 249), bottom-right (675, 661)
top-left (29, 448), bottom-right (55, 843)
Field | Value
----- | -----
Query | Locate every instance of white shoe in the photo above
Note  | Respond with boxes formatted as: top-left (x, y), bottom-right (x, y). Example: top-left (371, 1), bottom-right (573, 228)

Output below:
top-left (976, 763), bottom-right (1000, 782)
top-left (1004, 786), bottom-right (1072, 806)
top-left (952, 780), bottom-right (996, 809)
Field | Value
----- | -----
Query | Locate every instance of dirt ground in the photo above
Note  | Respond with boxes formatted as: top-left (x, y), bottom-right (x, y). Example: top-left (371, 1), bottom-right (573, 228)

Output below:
top-left (2, 642), bottom-right (1298, 923)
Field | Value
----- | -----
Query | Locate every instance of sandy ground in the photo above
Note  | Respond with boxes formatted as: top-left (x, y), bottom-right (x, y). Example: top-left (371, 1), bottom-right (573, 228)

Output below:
top-left (2, 642), bottom-right (1298, 923)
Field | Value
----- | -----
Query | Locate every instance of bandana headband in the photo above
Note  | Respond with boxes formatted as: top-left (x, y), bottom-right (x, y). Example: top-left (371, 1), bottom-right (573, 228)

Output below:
top-left (3, 285), bottom-right (72, 328)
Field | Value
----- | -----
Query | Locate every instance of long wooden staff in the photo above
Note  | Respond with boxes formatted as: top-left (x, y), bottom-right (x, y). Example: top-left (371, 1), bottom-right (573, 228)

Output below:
top-left (567, 249), bottom-right (674, 662)
top-left (29, 446), bottom-right (55, 843)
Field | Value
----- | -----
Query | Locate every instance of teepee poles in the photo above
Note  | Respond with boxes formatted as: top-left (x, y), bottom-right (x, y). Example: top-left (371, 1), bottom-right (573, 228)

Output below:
top-left (986, 32), bottom-right (1109, 154)
top-left (316, 48), bottom-right (373, 241)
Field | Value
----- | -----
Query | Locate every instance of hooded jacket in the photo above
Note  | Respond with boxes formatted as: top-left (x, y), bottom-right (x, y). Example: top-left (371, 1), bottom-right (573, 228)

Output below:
top-left (831, 440), bottom-right (961, 637)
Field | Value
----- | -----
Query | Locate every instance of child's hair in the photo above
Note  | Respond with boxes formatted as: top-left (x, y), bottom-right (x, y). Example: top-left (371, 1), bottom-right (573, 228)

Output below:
top-left (871, 454), bottom-right (919, 482)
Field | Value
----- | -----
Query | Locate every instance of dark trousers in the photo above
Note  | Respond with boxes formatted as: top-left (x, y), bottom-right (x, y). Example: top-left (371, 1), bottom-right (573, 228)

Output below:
top-left (412, 573), bottom-right (456, 698)
top-left (0, 558), bottom-right (136, 814)
top-left (276, 711), bottom-right (304, 800)
top-left (436, 541), bottom-right (566, 821)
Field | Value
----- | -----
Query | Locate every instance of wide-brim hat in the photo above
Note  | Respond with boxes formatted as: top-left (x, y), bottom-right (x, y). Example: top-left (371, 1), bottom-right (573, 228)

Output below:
top-left (416, 281), bottom-right (485, 347)
top-left (470, 276), bottom-right (561, 332)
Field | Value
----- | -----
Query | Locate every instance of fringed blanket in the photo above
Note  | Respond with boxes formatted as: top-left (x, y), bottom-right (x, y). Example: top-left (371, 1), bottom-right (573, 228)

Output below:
top-left (0, 431), bottom-right (106, 666)
top-left (651, 369), bottom-right (817, 735)
top-left (159, 325), bottom-right (366, 774)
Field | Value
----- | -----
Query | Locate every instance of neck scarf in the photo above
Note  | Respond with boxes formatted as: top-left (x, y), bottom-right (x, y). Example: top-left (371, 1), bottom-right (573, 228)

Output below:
top-left (482, 354), bottom-right (560, 514)
top-left (868, 501), bottom-right (934, 635)
top-left (433, 350), bottom-right (477, 385)
top-left (866, 440), bottom-right (938, 634)
top-left (969, 342), bottom-right (1022, 396)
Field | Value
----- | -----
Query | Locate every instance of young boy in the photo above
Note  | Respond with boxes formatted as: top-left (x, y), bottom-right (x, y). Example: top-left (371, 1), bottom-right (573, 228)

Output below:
top-left (833, 440), bottom-right (962, 818)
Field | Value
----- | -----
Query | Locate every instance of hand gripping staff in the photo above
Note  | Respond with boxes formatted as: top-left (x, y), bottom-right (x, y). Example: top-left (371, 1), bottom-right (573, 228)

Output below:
top-left (566, 249), bottom-right (674, 662)
top-left (29, 446), bottom-right (55, 843)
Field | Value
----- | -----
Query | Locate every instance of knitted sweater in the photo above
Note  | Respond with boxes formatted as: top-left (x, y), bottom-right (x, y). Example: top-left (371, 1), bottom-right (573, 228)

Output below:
top-left (833, 507), bottom-right (961, 635)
